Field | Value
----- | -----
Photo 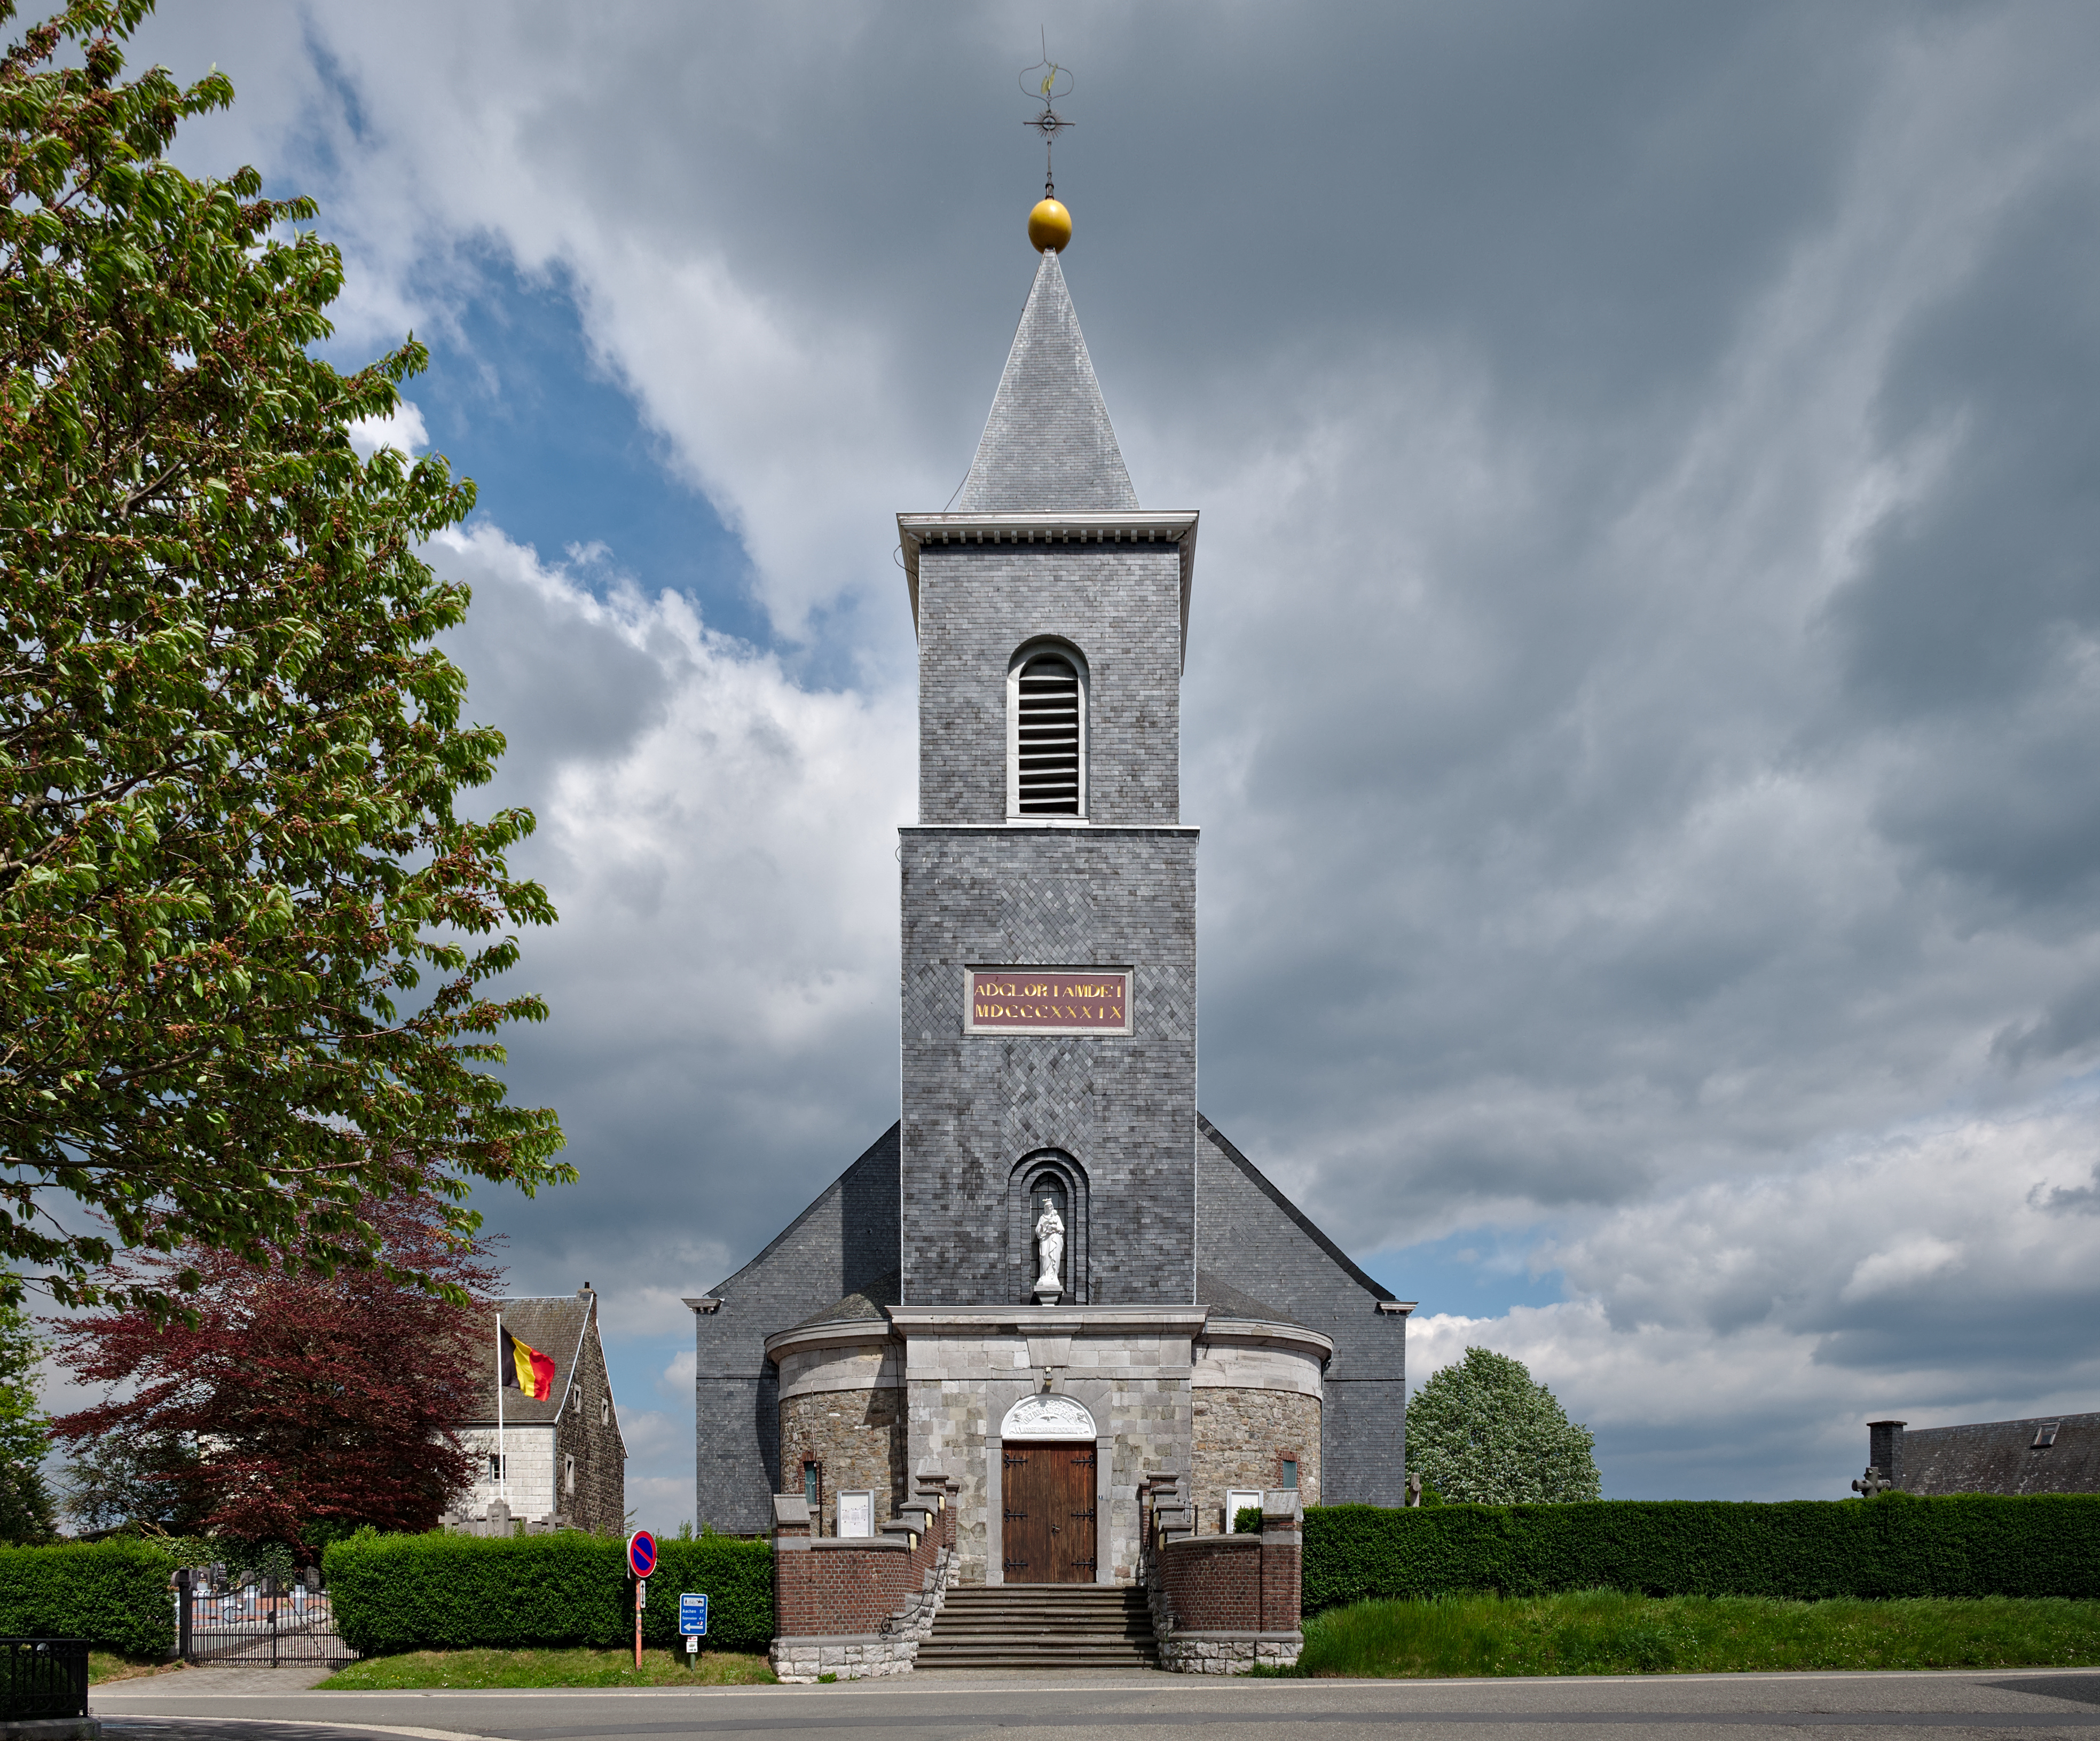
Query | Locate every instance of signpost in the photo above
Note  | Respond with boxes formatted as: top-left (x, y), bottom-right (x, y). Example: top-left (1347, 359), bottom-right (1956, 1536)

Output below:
top-left (627, 1531), bottom-right (656, 1667)
top-left (680, 1592), bottom-right (707, 1663)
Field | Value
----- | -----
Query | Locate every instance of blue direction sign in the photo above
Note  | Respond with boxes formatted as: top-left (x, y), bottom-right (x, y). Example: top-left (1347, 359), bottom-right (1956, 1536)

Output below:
top-left (679, 1592), bottom-right (709, 1637)
top-left (627, 1530), bottom-right (657, 1579)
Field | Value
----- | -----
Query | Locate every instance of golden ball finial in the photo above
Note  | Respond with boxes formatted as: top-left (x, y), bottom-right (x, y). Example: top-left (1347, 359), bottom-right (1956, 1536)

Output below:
top-left (1028, 197), bottom-right (1072, 252)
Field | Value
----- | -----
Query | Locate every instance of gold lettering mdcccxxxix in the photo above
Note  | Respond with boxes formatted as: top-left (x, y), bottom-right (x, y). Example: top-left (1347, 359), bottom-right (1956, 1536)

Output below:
top-left (965, 968), bottom-right (1132, 1035)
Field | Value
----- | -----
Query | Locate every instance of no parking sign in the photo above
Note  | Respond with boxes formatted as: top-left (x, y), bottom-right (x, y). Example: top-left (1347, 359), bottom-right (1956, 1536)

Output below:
top-left (627, 1530), bottom-right (657, 1579)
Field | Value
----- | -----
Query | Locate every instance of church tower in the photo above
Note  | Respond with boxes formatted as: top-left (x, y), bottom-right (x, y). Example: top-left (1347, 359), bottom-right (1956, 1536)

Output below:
top-left (895, 239), bottom-right (1198, 1312)
top-left (690, 202), bottom-right (1411, 1586)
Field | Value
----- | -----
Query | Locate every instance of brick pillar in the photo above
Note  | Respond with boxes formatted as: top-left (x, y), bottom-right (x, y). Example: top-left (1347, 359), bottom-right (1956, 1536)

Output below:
top-left (772, 1493), bottom-right (812, 1640)
top-left (1259, 1490), bottom-right (1301, 1635)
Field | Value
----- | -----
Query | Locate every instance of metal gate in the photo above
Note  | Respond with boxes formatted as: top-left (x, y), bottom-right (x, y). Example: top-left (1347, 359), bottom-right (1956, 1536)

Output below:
top-left (0, 1638), bottom-right (88, 1718)
top-left (176, 1567), bottom-right (359, 1667)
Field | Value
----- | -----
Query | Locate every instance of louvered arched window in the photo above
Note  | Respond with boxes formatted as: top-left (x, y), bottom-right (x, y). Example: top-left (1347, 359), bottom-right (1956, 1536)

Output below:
top-left (1009, 644), bottom-right (1087, 818)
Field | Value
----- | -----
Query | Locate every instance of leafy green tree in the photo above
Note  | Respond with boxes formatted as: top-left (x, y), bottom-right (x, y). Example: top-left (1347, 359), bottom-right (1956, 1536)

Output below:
top-left (1406, 1345), bottom-right (1602, 1504)
top-left (0, 1297), bottom-right (53, 1540)
top-left (0, 0), bottom-right (569, 1314)
top-left (58, 1428), bottom-right (199, 1535)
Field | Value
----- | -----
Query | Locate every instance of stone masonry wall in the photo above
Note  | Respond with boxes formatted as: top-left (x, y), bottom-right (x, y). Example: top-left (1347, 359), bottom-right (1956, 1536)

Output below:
top-left (900, 1314), bottom-right (1196, 1586)
top-left (915, 541), bottom-right (1183, 828)
top-left (900, 828), bottom-right (1197, 1306)
top-left (1191, 1389), bottom-right (1320, 1534)
top-left (780, 1385), bottom-right (906, 1534)
top-left (550, 1313), bottom-right (626, 1535)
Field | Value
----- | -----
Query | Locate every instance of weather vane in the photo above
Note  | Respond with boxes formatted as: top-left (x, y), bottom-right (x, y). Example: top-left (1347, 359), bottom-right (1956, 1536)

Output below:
top-left (1020, 34), bottom-right (1074, 201)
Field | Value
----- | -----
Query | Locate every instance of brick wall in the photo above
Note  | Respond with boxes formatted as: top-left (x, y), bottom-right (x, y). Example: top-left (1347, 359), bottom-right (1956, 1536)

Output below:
top-left (770, 1478), bottom-right (959, 1681)
top-left (1148, 1494), bottom-right (1303, 1674)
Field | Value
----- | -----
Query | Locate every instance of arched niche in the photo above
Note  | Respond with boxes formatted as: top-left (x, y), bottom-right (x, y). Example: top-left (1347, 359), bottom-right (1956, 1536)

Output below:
top-left (1009, 1149), bottom-right (1088, 1304)
top-left (999, 1392), bottom-right (1097, 1441)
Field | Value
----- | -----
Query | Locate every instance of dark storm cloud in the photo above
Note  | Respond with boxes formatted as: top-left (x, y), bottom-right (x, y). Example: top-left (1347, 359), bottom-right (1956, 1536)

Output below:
top-left (104, 0), bottom-right (2100, 1503)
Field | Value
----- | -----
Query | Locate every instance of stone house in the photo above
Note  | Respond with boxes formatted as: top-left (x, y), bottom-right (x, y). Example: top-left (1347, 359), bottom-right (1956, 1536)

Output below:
top-left (690, 234), bottom-right (1415, 1588)
top-left (452, 1288), bottom-right (626, 1534)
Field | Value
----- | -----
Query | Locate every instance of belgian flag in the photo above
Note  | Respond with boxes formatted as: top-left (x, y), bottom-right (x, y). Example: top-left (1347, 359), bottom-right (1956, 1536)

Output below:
top-left (501, 1325), bottom-right (556, 1400)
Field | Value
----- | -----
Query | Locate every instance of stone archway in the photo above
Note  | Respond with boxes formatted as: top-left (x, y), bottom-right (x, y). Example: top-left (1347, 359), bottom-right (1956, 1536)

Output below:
top-left (997, 1394), bottom-right (1098, 1583)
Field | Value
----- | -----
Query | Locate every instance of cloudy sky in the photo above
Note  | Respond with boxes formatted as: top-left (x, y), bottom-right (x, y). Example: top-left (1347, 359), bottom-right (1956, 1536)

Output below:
top-left (97, 0), bottom-right (2100, 1523)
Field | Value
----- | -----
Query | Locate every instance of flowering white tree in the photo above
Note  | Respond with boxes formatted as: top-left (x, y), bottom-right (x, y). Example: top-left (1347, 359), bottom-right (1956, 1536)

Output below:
top-left (1407, 1345), bottom-right (1601, 1504)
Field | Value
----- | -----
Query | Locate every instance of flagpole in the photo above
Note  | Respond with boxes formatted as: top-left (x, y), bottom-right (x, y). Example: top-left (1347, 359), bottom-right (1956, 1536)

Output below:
top-left (496, 1312), bottom-right (506, 1510)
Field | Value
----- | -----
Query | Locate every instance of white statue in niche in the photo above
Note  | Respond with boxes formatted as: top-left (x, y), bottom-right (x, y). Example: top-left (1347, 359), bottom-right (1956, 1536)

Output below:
top-left (1034, 1195), bottom-right (1065, 1301)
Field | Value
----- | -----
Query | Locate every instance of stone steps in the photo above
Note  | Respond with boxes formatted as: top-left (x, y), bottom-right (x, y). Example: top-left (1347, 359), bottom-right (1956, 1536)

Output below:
top-left (917, 1585), bottom-right (1158, 1669)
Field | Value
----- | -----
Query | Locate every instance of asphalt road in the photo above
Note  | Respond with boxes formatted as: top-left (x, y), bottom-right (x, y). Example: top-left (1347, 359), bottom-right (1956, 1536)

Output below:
top-left (86, 1665), bottom-right (2100, 1740)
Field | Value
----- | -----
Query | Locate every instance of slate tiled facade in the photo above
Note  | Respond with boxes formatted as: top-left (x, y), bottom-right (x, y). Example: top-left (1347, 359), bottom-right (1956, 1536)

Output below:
top-left (691, 235), bottom-right (1411, 1563)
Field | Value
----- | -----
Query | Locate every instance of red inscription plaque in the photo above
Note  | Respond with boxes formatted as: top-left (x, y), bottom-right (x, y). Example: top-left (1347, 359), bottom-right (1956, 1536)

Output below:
top-left (966, 968), bottom-right (1132, 1036)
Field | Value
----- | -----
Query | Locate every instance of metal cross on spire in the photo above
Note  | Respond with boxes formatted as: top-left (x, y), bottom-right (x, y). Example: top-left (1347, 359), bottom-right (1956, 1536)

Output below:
top-left (1020, 37), bottom-right (1074, 199)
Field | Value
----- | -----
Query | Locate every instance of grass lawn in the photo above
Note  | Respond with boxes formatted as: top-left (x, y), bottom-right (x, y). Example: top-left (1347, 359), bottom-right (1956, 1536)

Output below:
top-left (1284, 1590), bottom-right (2100, 1678)
top-left (318, 1646), bottom-right (777, 1689)
top-left (88, 1653), bottom-right (183, 1684)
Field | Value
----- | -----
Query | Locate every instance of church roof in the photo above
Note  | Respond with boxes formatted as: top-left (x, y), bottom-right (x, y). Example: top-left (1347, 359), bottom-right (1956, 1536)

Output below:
top-left (791, 1269), bottom-right (901, 1331)
top-left (1198, 1269), bottom-right (1308, 1330)
top-left (955, 248), bottom-right (1139, 513)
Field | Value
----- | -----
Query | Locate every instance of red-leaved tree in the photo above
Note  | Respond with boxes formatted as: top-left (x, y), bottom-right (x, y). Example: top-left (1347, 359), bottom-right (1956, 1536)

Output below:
top-left (50, 1198), bottom-right (499, 1545)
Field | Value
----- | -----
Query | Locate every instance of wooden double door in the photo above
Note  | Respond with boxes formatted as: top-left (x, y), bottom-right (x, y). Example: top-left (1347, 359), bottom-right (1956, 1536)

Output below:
top-left (1000, 1440), bottom-right (1098, 1583)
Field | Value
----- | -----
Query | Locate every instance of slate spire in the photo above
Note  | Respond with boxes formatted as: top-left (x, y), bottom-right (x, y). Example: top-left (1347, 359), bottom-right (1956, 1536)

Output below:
top-left (955, 248), bottom-right (1139, 512)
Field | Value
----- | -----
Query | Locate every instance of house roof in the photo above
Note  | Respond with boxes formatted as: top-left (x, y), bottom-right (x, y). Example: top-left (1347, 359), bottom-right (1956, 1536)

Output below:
top-left (1901, 1410), bottom-right (2100, 1496)
top-left (954, 248), bottom-right (1139, 513)
top-left (466, 1294), bottom-right (600, 1427)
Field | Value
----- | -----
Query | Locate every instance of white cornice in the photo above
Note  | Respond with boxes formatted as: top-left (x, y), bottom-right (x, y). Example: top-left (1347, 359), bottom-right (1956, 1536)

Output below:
top-left (1199, 1317), bottom-right (1335, 1362)
top-left (886, 1305), bottom-right (1212, 1334)
top-left (896, 510), bottom-right (1200, 671)
top-left (764, 1318), bottom-right (899, 1364)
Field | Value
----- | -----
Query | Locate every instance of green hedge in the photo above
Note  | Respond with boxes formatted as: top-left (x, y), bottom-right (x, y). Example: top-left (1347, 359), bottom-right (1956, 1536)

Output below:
top-left (0, 1541), bottom-right (177, 1656)
top-left (323, 1532), bottom-right (772, 1655)
top-left (1305, 1495), bottom-right (2100, 1614)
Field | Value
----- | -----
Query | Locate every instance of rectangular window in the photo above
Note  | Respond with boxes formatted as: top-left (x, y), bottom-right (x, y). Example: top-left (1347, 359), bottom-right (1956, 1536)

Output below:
top-left (564, 1454), bottom-right (576, 1496)
top-left (487, 1453), bottom-right (505, 1482)
top-left (1279, 1458), bottom-right (1299, 1490)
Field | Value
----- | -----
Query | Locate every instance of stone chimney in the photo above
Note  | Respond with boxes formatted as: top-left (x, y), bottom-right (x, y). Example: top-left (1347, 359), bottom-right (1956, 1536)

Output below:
top-left (1868, 1419), bottom-right (1906, 1487)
